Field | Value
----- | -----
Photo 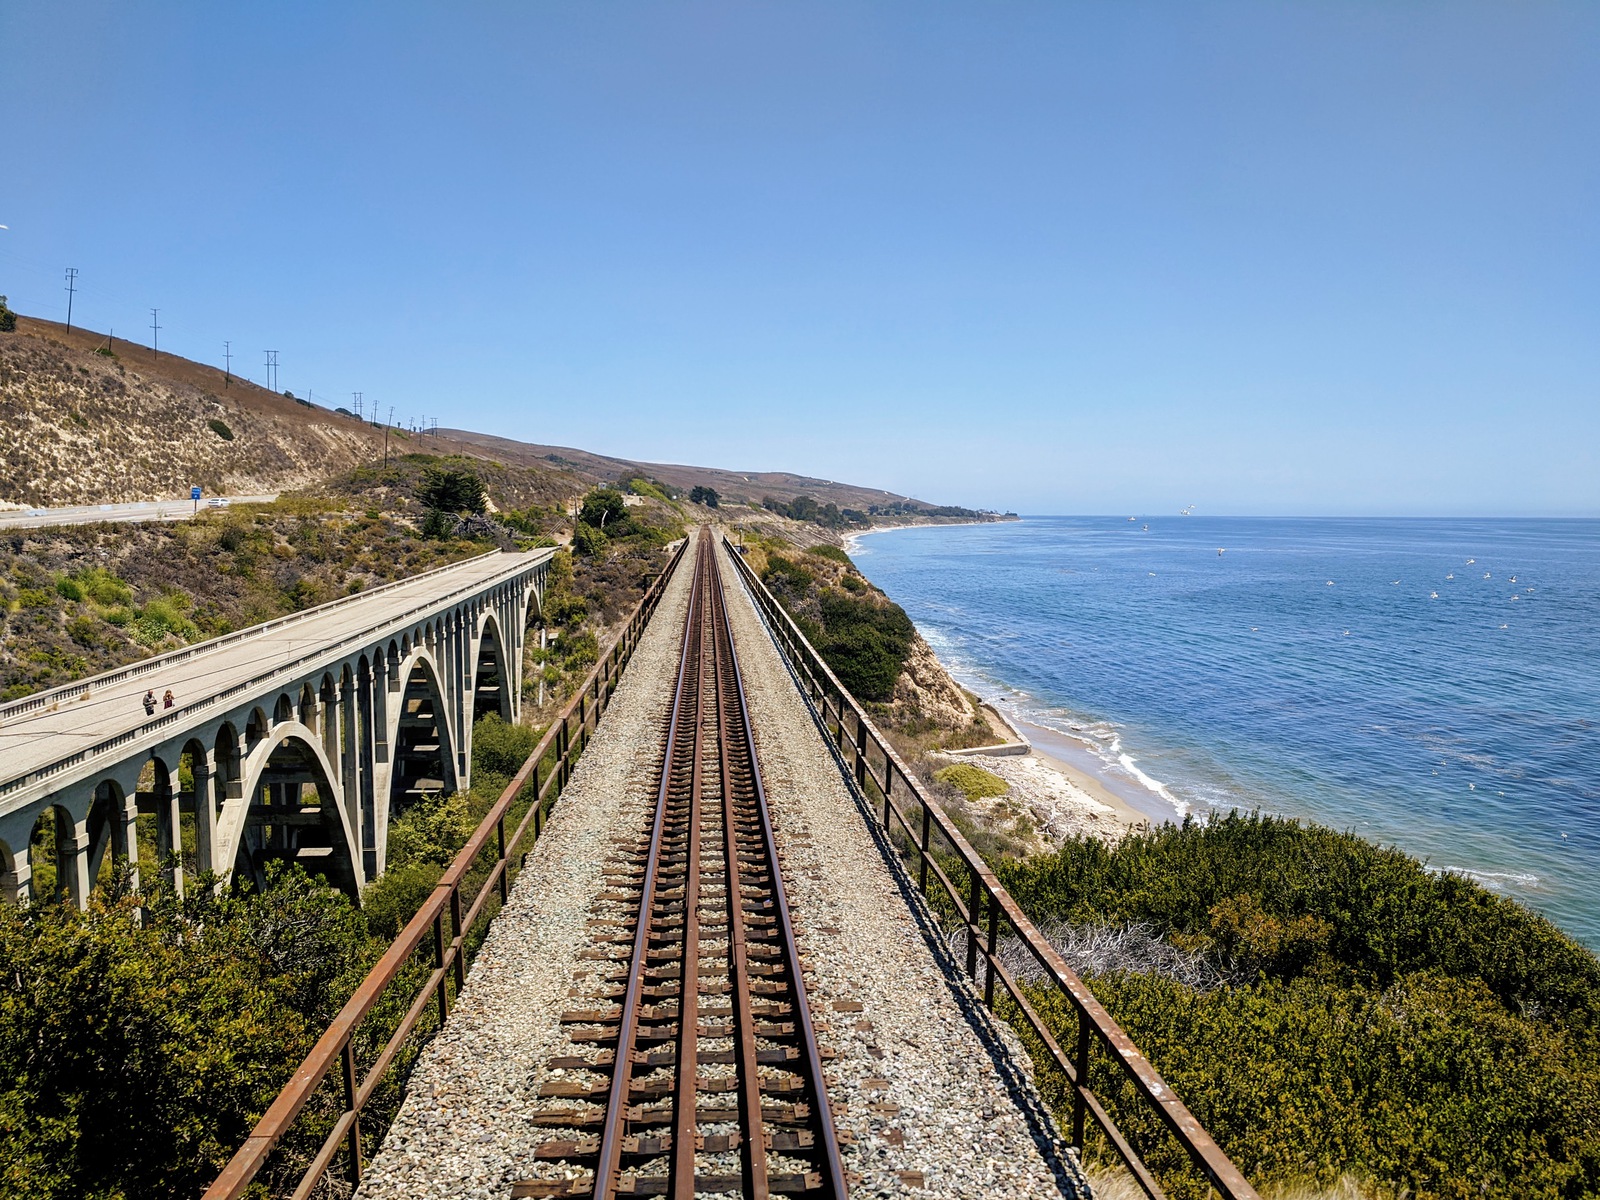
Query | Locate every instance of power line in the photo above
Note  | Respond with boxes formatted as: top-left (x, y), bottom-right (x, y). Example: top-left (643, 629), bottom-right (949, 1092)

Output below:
top-left (64, 268), bottom-right (78, 332)
top-left (149, 308), bottom-right (161, 360)
top-left (352, 391), bottom-right (363, 422)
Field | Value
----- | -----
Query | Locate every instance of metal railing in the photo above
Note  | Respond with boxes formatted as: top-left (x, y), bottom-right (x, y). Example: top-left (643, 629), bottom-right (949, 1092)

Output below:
top-left (723, 536), bottom-right (1260, 1200)
top-left (202, 537), bottom-right (688, 1200)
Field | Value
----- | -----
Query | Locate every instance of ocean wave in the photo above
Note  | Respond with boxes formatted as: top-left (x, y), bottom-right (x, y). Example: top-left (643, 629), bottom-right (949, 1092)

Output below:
top-left (1432, 865), bottom-right (1542, 890)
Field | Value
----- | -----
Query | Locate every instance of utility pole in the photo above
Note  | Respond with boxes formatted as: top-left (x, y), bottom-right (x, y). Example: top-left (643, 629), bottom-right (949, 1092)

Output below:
top-left (64, 268), bottom-right (78, 332)
top-left (352, 391), bottom-right (363, 422)
top-left (265, 350), bottom-right (278, 392)
top-left (383, 404), bottom-right (395, 468)
top-left (223, 341), bottom-right (232, 388)
top-left (149, 309), bottom-right (161, 360)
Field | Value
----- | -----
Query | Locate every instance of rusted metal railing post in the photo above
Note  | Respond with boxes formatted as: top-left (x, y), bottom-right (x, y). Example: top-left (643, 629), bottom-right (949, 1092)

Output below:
top-left (966, 871), bottom-right (982, 979)
top-left (983, 891), bottom-right (999, 1007)
top-left (1072, 1017), bottom-right (1092, 1151)
top-left (854, 714), bottom-right (869, 788)
top-left (496, 817), bottom-right (509, 902)
top-left (433, 912), bottom-right (450, 1021)
top-left (918, 801), bottom-right (932, 893)
top-left (450, 889), bottom-right (466, 990)
top-left (882, 762), bottom-right (894, 828)
top-left (342, 1040), bottom-right (363, 1187)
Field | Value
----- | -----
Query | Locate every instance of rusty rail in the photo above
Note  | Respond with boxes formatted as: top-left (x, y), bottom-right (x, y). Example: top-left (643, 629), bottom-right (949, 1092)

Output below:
top-left (722, 536), bottom-right (1260, 1200)
top-left (203, 537), bottom-right (689, 1200)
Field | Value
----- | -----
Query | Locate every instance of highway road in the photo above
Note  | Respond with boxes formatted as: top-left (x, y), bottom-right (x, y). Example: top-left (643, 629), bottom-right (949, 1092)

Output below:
top-left (0, 494), bottom-right (280, 530)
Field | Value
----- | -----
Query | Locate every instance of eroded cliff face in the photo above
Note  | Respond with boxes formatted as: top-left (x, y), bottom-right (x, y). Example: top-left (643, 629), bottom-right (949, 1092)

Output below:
top-left (885, 633), bottom-right (976, 730)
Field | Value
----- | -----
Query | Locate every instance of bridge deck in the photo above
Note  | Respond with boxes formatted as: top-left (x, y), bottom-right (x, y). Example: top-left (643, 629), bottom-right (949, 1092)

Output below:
top-left (0, 550), bottom-right (547, 806)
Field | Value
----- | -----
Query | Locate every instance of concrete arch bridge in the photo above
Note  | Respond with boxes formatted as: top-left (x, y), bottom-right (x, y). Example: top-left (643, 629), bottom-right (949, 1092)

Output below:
top-left (0, 549), bottom-right (554, 906)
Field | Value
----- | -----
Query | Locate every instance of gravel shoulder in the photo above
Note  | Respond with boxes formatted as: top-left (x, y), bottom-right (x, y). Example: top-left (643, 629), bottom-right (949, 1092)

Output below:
top-left (354, 550), bottom-right (694, 1200)
top-left (718, 540), bottom-right (1087, 1200)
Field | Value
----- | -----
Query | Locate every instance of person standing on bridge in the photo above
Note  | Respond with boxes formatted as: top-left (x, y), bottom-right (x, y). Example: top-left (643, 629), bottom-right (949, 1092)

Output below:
top-left (142, 689), bottom-right (157, 716)
top-left (162, 688), bottom-right (175, 710)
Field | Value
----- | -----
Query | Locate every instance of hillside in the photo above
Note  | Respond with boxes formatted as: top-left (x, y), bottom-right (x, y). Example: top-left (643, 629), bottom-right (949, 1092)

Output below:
top-left (1, 316), bottom-right (999, 525)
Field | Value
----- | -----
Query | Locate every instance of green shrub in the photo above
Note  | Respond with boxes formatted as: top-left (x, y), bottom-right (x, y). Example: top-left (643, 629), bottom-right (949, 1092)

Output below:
top-left (572, 522), bottom-right (608, 557)
top-left (761, 556), bottom-right (814, 592)
top-left (384, 791), bottom-right (475, 870)
top-left (812, 589), bottom-right (914, 701)
top-left (360, 862), bottom-right (441, 941)
top-left (54, 577), bottom-right (85, 602)
top-left (72, 568), bottom-right (134, 608)
top-left (935, 762), bottom-right (1009, 800)
top-left (807, 543), bottom-right (851, 565)
top-left (419, 508), bottom-right (456, 539)
top-left (206, 418), bottom-right (234, 441)
top-left (472, 714), bottom-right (538, 779)
top-left (16, 588), bottom-right (53, 609)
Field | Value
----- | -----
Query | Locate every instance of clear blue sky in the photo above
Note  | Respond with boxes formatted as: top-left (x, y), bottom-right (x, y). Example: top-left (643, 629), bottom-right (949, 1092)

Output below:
top-left (3, 2), bottom-right (1596, 516)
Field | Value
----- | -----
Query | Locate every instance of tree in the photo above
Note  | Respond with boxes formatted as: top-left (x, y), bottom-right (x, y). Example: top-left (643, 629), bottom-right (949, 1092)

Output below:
top-left (415, 466), bottom-right (487, 515)
top-left (0, 296), bottom-right (15, 333)
top-left (578, 488), bottom-right (627, 528)
top-left (689, 486), bottom-right (719, 508)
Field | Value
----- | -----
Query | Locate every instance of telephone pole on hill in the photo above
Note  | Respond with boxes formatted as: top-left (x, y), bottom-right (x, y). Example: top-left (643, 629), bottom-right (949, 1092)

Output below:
top-left (265, 350), bottom-right (278, 392)
top-left (352, 392), bottom-right (363, 422)
top-left (64, 268), bottom-right (78, 332)
top-left (383, 404), bottom-right (395, 468)
top-left (149, 309), bottom-right (161, 360)
top-left (223, 341), bottom-right (232, 388)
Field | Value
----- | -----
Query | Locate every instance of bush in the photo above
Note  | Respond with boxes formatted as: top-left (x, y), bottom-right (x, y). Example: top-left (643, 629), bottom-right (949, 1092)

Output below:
top-left (689, 485), bottom-right (719, 508)
top-left (419, 508), bottom-right (456, 539)
top-left (72, 568), bottom-right (134, 608)
top-left (471, 714), bottom-right (537, 779)
top-left (807, 543), bottom-right (851, 565)
top-left (934, 762), bottom-right (1009, 800)
top-left (572, 522), bottom-right (608, 557)
top-left (206, 418), bottom-right (234, 441)
top-left (812, 589), bottom-right (914, 701)
top-left (0, 297), bottom-right (15, 333)
top-left (54, 577), bottom-right (84, 602)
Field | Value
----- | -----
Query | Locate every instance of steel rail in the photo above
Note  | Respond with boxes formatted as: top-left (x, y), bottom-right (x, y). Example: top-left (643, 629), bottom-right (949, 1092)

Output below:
top-left (722, 534), bottom-right (1260, 1200)
top-left (594, 536), bottom-right (707, 1199)
top-left (709, 540), bottom-right (849, 1200)
top-left (202, 537), bottom-right (688, 1200)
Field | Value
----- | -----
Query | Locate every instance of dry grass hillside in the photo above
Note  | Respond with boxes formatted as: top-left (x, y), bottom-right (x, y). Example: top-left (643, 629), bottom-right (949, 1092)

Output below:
top-left (0, 317), bottom-right (389, 506)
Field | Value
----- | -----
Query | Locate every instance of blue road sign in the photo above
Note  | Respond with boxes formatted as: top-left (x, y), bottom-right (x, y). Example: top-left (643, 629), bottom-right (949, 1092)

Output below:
top-left (191, 485), bottom-right (202, 500)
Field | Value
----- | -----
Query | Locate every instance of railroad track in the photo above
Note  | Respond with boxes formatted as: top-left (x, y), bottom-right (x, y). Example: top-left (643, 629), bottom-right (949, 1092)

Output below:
top-left (514, 528), bottom-right (850, 1199)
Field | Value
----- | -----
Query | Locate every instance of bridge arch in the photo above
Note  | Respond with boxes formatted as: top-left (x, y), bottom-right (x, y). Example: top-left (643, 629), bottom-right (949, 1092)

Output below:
top-left (225, 722), bottom-right (358, 898)
top-left (84, 778), bottom-right (130, 896)
top-left (26, 804), bottom-right (76, 905)
top-left (245, 707), bottom-right (271, 755)
top-left (386, 649), bottom-right (457, 822)
top-left (472, 610), bottom-right (513, 724)
top-left (0, 837), bottom-right (19, 904)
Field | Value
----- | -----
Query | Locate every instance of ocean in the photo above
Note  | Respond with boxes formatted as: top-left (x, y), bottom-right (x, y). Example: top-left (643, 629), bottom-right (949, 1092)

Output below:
top-left (846, 516), bottom-right (1600, 949)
